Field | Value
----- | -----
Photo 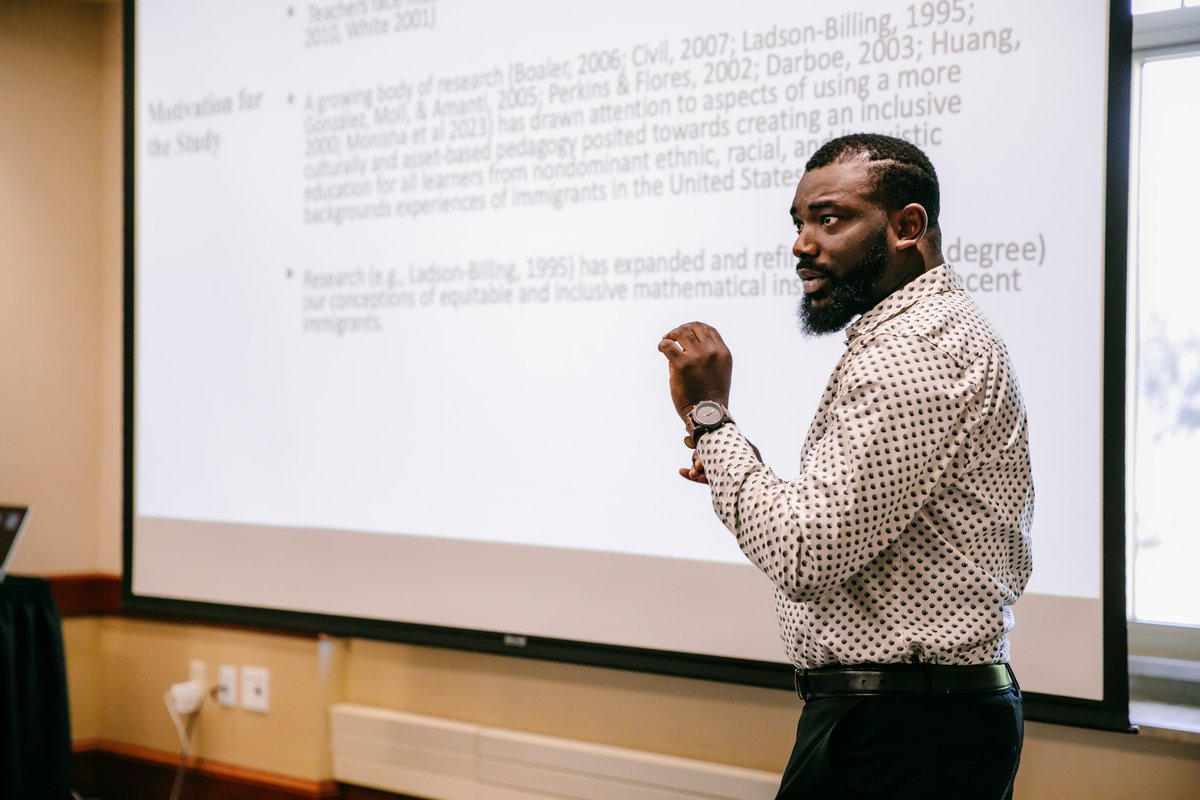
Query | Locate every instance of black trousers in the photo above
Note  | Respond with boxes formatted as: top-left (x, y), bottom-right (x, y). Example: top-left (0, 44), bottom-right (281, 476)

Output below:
top-left (775, 685), bottom-right (1023, 799)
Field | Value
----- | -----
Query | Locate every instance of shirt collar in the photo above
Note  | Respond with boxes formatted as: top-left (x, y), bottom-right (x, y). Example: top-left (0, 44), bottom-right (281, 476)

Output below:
top-left (844, 263), bottom-right (961, 342)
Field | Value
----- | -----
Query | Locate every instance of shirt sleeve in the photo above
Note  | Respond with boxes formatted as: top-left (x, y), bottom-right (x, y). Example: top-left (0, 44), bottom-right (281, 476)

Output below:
top-left (696, 332), bottom-right (979, 603)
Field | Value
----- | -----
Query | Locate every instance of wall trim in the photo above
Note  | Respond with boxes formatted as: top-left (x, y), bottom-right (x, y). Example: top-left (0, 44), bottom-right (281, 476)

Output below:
top-left (73, 738), bottom-right (341, 800)
top-left (49, 573), bottom-right (122, 616)
top-left (47, 573), bottom-right (323, 641)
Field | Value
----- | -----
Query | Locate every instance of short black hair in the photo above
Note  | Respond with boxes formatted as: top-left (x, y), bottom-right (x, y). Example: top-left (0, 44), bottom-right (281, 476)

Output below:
top-left (805, 134), bottom-right (940, 235)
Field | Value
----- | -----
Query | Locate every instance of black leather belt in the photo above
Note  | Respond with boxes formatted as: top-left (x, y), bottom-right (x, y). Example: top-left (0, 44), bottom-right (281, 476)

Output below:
top-left (794, 663), bottom-right (1014, 701)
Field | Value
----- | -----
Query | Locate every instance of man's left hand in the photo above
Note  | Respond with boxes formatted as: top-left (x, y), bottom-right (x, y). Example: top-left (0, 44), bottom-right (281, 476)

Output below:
top-left (657, 321), bottom-right (733, 421)
top-left (679, 450), bottom-right (708, 483)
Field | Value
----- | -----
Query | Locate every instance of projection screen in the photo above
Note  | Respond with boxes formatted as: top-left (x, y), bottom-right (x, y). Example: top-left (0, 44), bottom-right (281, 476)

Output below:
top-left (125, 0), bottom-right (1132, 730)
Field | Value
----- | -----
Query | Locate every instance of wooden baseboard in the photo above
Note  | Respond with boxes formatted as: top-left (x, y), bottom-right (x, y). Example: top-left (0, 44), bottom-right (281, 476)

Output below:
top-left (73, 739), bottom-right (341, 800)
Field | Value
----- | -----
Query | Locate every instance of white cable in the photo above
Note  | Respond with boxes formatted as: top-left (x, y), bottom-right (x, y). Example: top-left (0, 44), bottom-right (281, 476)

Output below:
top-left (163, 688), bottom-right (201, 800)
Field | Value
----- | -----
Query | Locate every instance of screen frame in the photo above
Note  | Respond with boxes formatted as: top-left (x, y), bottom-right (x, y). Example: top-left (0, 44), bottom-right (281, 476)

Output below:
top-left (120, 0), bottom-right (1134, 732)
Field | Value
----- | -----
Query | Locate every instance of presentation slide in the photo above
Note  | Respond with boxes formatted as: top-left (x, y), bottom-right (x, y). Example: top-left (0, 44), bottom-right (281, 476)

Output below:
top-left (132, 0), bottom-right (1114, 701)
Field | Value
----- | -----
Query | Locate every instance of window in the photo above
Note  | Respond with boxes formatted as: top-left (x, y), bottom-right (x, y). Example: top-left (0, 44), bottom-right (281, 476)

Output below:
top-left (1128, 53), bottom-right (1200, 629)
top-left (1128, 3), bottom-right (1200, 674)
top-left (1132, 0), bottom-right (1200, 14)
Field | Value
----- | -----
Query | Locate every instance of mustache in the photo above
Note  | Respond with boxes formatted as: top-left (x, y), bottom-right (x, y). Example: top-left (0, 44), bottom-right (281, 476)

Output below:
top-left (795, 258), bottom-right (832, 277)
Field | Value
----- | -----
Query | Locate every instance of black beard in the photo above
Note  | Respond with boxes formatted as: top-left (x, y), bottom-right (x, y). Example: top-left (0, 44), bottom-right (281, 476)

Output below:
top-left (796, 229), bottom-right (889, 336)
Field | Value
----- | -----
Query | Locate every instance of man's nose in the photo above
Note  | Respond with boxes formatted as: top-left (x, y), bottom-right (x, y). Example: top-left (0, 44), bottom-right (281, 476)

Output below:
top-left (793, 231), bottom-right (817, 259)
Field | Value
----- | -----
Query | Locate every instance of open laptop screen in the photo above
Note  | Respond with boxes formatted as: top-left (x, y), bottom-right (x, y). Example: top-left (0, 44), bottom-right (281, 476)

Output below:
top-left (0, 506), bottom-right (31, 583)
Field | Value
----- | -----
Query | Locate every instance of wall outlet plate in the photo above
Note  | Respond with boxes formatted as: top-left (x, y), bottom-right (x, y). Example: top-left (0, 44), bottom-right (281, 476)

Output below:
top-left (241, 665), bottom-right (270, 713)
top-left (217, 664), bottom-right (237, 707)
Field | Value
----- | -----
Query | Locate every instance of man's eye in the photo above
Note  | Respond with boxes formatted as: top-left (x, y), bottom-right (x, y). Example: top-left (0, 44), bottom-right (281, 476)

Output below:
top-left (820, 215), bottom-right (837, 225)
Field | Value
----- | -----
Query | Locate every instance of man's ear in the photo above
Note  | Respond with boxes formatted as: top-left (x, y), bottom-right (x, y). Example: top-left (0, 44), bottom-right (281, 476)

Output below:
top-left (892, 203), bottom-right (928, 252)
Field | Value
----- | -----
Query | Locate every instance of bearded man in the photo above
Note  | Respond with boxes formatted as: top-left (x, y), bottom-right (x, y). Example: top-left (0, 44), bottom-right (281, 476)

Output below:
top-left (659, 133), bottom-right (1033, 800)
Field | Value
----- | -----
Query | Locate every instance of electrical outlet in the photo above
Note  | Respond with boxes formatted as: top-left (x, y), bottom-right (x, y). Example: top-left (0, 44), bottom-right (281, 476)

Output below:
top-left (217, 664), bottom-right (238, 707)
top-left (241, 665), bottom-right (270, 713)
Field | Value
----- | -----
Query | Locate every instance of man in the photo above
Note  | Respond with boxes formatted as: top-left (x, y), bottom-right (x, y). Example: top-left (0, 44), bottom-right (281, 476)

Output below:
top-left (658, 134), bottom-right (1033, 799)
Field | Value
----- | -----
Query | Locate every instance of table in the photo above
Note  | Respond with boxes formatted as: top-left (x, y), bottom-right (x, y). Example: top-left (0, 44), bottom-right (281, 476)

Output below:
top-left (0, 575), bottom-right (74, 799)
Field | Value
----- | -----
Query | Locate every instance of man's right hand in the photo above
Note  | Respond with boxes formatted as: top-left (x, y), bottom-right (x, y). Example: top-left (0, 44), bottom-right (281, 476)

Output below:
top-left (657, 321), bottom-right (733, 423)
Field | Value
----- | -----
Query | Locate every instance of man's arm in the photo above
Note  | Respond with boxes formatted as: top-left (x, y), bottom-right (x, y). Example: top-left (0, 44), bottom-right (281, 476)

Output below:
top-left (658, 321), bottom-right (734, 484)
top-left (686, 332), bottom-right (976, 603)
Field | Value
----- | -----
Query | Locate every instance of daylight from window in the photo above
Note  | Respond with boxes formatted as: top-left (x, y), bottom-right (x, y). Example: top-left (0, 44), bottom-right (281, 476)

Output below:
top-left (1129, 52), bottom-right (1200, 626)
top-left (1132, 0), bottom-right (1200, 14)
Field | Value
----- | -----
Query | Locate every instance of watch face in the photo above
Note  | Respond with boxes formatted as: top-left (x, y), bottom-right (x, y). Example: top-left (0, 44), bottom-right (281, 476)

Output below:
top-left (693, 402), bottom-right (725, 427)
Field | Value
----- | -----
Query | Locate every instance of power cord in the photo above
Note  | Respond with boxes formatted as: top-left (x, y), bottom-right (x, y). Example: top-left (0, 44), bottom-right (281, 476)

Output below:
top-left (163, 686), bottom-right (203, 800)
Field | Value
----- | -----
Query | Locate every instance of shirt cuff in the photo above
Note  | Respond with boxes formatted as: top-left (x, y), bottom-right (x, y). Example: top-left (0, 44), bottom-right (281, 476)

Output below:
top-left (694, 422), bottom-right (760, 475)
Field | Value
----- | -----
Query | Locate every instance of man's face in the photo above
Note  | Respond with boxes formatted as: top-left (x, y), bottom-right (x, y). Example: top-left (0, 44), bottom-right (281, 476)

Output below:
top-left (790, 161), bottom-right (894, 335)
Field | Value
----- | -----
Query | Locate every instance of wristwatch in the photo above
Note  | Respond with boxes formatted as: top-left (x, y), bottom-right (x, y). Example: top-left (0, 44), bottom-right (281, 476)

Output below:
top-left (684, 400), bottom-right (733, 449)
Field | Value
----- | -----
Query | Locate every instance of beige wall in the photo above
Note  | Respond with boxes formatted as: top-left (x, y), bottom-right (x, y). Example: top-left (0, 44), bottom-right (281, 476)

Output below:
top-left (60, 615), bottom-right (1200, 798)
top-left (341, 639), bottom-right (798, 771)
top-left (0, 0), bottom-right (112, 575)
top-left (90, 619), bottom-right (339, 782)
top-left (2, 1), bottom-right (1198, 798)
top-left (96, 0), bottom-right (124, 575)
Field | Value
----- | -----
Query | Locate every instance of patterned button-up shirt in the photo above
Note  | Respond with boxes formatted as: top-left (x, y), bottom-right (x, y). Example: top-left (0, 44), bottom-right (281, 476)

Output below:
top-left (697, 264), bottom-right (1034, 668)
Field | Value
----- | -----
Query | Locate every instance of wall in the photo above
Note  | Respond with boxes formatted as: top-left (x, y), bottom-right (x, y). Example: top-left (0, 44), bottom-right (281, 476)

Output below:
top-left (71, 619), bottom-right (1200, 797)
top-left (0, 0), bottom-right (110, 575)
top-left (90, 618), bottom-right (341, 783)
top-left (97, 0), bottom-right (124, 575)
top-left (1, 2), bottom-right (1197, 798)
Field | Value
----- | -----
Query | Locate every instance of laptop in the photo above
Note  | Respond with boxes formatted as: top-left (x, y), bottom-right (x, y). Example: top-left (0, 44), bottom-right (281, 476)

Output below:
top-left (0, 505), bottom-right (32, 584)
